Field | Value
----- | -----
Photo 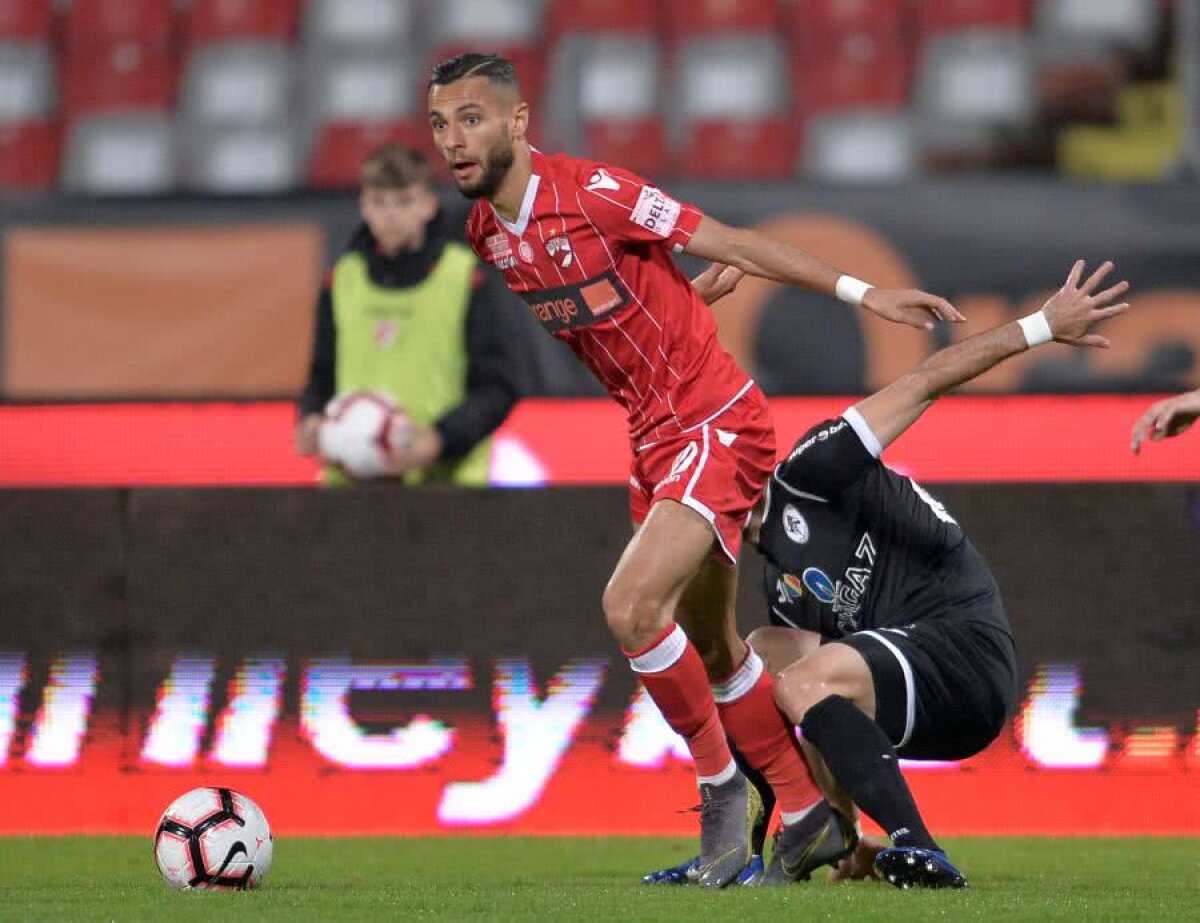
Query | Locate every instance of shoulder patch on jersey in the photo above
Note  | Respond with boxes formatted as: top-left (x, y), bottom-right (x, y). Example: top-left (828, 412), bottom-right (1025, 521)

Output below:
top-left (585, 168), bottom-right (620, 192)
top-left (631, 186), bottom-right (681, 239)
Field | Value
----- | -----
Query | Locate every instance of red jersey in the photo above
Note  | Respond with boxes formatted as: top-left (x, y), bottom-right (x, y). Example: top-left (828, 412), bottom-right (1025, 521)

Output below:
top-left (465, 150), bottom-right (753, 449)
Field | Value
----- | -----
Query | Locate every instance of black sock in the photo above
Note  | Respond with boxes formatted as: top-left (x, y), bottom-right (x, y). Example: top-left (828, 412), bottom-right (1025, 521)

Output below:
top-left (730, 738), bottom-right (776, 854)
top-left (799, 694), bottom-right (939, 851)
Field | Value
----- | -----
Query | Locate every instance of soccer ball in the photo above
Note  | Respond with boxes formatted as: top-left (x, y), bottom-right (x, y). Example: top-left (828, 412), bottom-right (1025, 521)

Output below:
top-left (318, 390), bottom-right (412, 479)
top-left (154, 787), bottom-right (273, 891)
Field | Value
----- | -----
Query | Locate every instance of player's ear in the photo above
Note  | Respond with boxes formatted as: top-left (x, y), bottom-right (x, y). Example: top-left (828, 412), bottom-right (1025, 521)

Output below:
top-left (511, 100), bottom-right (529, 143)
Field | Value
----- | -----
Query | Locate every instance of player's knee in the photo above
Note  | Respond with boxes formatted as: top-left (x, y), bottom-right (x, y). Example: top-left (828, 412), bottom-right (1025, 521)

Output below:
top-left (602, 578), bottom-right (670, 650)
top-left (773, 661), bottom-right (838, 723)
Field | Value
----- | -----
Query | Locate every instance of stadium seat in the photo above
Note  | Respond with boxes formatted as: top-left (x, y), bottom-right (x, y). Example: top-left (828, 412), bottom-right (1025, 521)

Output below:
top-left (427, 0), bottom-right (543, 48)
top-left (917, 0), bottom-right (1030, 34)
top-left (664, 0), bottom-right (780, 38)
top-left (302, 0), bottom-right (418, 51)
top-left (792, 0), bottom-right (909, 48)
top-left (183, 125), bottom-right (299, 193)
top-left (0, 119), bottom-right (59, 189)
top-left (61, 46), bottom-right (175, 120)
top-left (62, 0), bottom-right (175, 62)
top-left (0, 0), bottom-right (52, 41)
top-left (184, 0), bottom-right (300, 47)
top-left (914, 32), bottom-right (1036, 162)
top-left (585, 119), bottom-right (668, 178)
top-left (798, 36), bottom-right (911, 114)
top-left (546, 0), bottom-right (661, 38)
top-left (804, 111), bottom-right (917, 183)
top-left (61, 114), bottom-right (176, 194)
top-left (306, 54), bottom-right (416, 124)
top-left (307, 120), bottom-right (429, 189)
top-left (674, 35), bottom-right (795, 178)
top-left (0, 43), bottom-right (56, 122)
top-left (1035, 0), bottom-right (1160, 54)
top-left (545, 34), bottom-right (663, 167)
top-left (180, 42), bottom-right (292, 127)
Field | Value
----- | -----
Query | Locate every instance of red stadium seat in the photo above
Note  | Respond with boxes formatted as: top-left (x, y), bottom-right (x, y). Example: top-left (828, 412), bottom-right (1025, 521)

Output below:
top-left (584, 118), bottom-right (668, 178)
top-left (798, 37), bottom-right (912, 114)
top-left (546, 0), bottom-right (661, 37)
top-left (61, 49), bottom-right (175, 120)
top-left (676, 118), bottom-right (797, 179)
top-left (793, 0), bottom-right (909, 48)
top-left (308, 121), bottom-right (433, 190)
top-left (184, 0), bottom-right (300, 47)
top-left (664, 0), bottom-right (780, 38)
top-left (63, 0), bottom-right (175, 61)
top-left (917, 0), bottom-right (1030, 34)
top-left (0, 120), bottom-right (59, 190)
top-left (0, 0), bottom-right (52, 40)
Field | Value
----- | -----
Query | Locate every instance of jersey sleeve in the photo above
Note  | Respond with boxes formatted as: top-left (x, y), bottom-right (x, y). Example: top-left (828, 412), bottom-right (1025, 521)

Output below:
top-left (775, 409), bottom-right (882, 499)
top-left (573, 161), bottom-right (703, 252)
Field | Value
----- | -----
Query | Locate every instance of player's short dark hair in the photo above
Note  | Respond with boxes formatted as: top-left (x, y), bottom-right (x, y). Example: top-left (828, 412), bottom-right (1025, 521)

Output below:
top-left (428, 52), bottom-right (520, 93)
top-left (360, 143), bottom-right (430, 190)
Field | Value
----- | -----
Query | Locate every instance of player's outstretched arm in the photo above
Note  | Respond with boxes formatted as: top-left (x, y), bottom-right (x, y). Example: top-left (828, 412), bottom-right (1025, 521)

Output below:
top-left (690, 261), bottom-right (745, 306)
top-left (683, 215), bottom-right (963, 330)
top-left (855, 260), bottom-right (1130, 451)
top-left (1131, 388), bottom-right (1200, 453)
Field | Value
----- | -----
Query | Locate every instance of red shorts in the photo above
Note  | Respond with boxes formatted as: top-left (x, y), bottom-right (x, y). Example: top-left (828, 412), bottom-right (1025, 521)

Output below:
top-left (629, 386), bottom-right (776, 564)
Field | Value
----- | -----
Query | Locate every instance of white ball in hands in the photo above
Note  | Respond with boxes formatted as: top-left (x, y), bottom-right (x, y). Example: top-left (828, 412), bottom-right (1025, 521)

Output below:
top-left (318, 390), bottom-right (413, 479)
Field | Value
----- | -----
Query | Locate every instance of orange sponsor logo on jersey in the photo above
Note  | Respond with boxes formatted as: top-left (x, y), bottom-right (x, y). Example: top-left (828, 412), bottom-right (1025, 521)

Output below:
top-left (529, 296), bottom-right (579, 325)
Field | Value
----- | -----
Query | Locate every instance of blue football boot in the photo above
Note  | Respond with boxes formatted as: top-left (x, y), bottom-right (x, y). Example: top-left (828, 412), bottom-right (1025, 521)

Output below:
top-left (875, 846), bottom-right (968, 889)
top-left (641, 855), bottom-right (699, 885)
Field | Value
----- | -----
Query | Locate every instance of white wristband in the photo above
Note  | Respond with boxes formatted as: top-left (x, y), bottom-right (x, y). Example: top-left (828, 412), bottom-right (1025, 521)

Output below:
top-left (1018, 309), bottom-right (1054, 348)
top-left (835, 275), bottom-right (873, 307)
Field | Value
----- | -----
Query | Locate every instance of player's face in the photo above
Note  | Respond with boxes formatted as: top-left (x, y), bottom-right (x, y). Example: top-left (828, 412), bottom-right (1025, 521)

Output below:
top-left (428, 76), bottom-right (520, 199)
top-left (359, 184), bottom-right (438, 254)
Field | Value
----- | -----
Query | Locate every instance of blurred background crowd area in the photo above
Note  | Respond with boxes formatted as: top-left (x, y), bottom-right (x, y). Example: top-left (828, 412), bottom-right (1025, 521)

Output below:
top-left (0, 0), bottom-right (1197, 402)
top-left (0, 0), bottom-right (1195, 193)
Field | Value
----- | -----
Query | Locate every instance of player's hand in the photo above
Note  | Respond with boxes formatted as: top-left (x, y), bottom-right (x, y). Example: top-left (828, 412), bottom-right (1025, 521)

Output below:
top-left (861, 288), bottom-right (963, 330)
top-left (828, 835), bottom-right (886, 883)
top-left (294, 414), bottom-right (323, 457)
top-left (1131, 388), bottom-right (1200, 454)
top-left (382, 422), bottom-right (442, 476)
top-left (1042, 260), bottom-right (1130, 349)
top-left (691, 262), bottom-right (745, 306)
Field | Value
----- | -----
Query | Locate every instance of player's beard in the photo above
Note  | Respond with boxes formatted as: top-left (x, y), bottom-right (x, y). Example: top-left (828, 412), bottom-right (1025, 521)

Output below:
top-left (456, 134), bottom-right (515, 200)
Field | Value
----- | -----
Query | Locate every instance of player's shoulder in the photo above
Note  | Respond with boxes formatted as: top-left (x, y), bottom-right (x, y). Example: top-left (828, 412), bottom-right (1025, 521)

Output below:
top-left (544, 150), bottom-right (648, 194)
top-left (784, 417), bottom-right (854, 464)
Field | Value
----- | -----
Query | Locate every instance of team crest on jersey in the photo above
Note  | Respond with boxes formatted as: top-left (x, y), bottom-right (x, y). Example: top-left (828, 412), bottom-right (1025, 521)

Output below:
top-left (373, 320), bottom-right (398, 347)
top-left (546, 235), bottom-right (574, 269)
top-left (782, 504), bottom-right (809, 544)
top-left (485, 233), bottom-right (516, 270)
top-left (518, 241), bottom-right (535, 263)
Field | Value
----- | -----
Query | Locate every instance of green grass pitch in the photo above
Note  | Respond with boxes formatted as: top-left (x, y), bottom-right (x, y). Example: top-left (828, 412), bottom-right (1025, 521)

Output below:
top-left (2, 836), bottom-right (1195, 922)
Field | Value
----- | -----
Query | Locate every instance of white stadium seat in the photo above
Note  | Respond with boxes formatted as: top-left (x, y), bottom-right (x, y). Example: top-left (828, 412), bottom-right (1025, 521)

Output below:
top-left (181, 42), bottom-right (293, 127)
top-left (305, 53), bottom-right (417, 123)
top-left (805, 111), bottom-right (918, 183)
top-left (1035, 0), bottom-right (1160, 54)
top-left (183, 125), bottom-right (300, 193)
top-left (427, 0), bottom-right (543, 47)
top-left (302, 0), bottom-right (419, 51)
top-left (62, 114), bottom-right (175, 195)
top-left (0, 42), bottom-right (55, 121)
top-left (675, 35), bottom-right (789, 121)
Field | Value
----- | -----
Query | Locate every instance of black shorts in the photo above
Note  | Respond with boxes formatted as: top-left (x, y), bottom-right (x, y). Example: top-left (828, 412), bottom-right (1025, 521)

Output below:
top-left (841, 613), bottom-right (1017, 761)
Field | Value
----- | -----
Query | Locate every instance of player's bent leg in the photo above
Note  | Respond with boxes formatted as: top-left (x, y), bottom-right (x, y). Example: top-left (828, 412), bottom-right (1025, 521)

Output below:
top-left (746, 626), bottom-right (823, 678)
top-left (607, 501), bottom-right (757, 889)
top-left (775, 642), bottom-right (952, 884)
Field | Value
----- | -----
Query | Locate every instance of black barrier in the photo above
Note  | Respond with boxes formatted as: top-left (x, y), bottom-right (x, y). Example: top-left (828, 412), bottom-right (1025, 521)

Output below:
top-left (3, 485), bottom-right (1197, 724)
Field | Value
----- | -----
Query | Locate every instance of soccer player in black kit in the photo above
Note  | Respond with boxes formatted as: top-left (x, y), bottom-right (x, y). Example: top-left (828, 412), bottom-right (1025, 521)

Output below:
top-left (645, 259), bottom-right (1130, 889)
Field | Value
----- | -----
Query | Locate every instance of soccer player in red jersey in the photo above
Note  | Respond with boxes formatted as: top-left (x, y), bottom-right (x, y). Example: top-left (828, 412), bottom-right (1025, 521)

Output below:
top-left (428, 53), bottom-right (962, 887)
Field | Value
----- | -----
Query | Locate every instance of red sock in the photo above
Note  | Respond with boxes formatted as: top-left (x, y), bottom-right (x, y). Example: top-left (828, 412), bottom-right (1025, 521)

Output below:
top-left (714, 648), bottom-right (821, 815)
top-left (625, 625), bottom-right (733, 780)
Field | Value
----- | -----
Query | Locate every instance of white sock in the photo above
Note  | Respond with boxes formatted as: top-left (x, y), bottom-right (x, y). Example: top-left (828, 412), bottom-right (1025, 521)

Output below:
top-left (780, 800), bottom-right (821, 826)
top-left (697, 759), bottom-right (737, 787)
